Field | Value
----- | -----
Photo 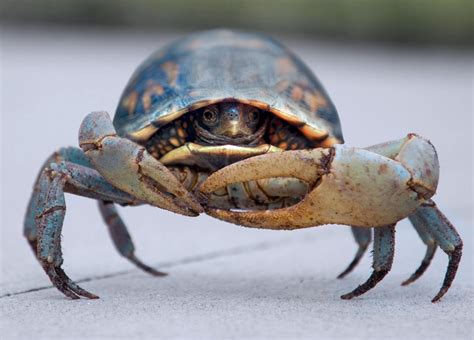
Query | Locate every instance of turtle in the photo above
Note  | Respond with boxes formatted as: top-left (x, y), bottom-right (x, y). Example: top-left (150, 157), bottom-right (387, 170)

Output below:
top-left (24, 29), bottom-right (462, 302)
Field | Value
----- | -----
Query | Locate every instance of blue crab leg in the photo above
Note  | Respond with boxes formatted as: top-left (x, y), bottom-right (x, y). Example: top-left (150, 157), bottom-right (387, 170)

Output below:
top-left (366, 138), bottom-right (461, 300)
top-left (98, 201), bottom-right (167, 276)
top-left (341, 225), bottom-right (396, 300)
top-left (368, 139), bottom-right (462, 301)
top-left (402, 213), bottom-right (437, 286)
top-left (337, 227), bottom-right (372, 279)
top-left (24, 147), bottom-right (126, 247)
top-left (79, 111), bottom-right (203, 216)
top-left (25, 154), bottom-right (144, 299)
top-left (54, 162), bottom-right (167, 277)
top-left (408, 200), bottom-right (463, 303)
top-left (34, 169), bottom-right (97, 299)
top-left (24, 147), bottom-right (93, 246)
top-left (25, 148), bottom-right (163, 278)
top-left (26, 163), bottom-right (85, 299)
top-left (25, 148), bottom-right (165, 298)
top-left (367, 138), bottom-right (439, 286)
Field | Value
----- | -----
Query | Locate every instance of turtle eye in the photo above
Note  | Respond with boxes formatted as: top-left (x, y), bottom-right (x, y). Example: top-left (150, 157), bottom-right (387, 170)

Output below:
top-left (202, 108), bottom-right (219, 125)
top-left (248, 109), bottom-right (260, 123)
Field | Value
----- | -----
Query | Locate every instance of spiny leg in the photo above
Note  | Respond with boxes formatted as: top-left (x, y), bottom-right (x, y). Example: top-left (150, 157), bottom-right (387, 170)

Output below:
top-left (24, 147), bottom-right (93, 252)
top-left (24, 147), bottom-right (133, 246)
top-left (35, 169), bottom-right (97, 299)
top-left (409, 200), bottom-right (462, 302)
top-left (98, 201), bottom-right (167, 276)
top-left (402, 212), bottom-right (437, 286)
top-left (341, 225), bottom-right (395, 300)
top-left (338, 227), bottom-right (372, 279)
top-left (25, 148), bottom-right (163, 278)
top-left (25, 150), bottom-right (138, 299)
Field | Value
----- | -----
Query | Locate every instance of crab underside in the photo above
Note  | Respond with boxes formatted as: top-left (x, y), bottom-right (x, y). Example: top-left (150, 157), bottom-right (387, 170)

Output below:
top-left (24, 111), bottom-right (462, 302)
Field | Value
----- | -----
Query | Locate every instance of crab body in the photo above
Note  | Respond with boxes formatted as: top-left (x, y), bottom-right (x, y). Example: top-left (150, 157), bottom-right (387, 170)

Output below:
top-left (24, 30), bottom-right (462, 302)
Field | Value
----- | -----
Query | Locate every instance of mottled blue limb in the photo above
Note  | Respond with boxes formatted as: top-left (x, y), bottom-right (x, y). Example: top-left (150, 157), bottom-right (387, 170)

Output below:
top-left (24, 147), bottom-right (155, 277)
top-left (338, 227), bottom-right (372, 279)
top-left (409, 200), bottom-right (462, 302)
top-left (24, 149), bottom-right (135, 251)
top-left (24, 147), bottom-right (93, 244)
top-left (33, 167), bottom-right (98, 299)
top-left (24, 148), bottom-right (139, 299)
top-left (341, 225), bottom-right (395, 300)
top-left (402, 213), bottom-right (437, 286)
top-left (56, 160), bottom-right (167, 276)
top-left (98, 201), bottom-right (167, 276)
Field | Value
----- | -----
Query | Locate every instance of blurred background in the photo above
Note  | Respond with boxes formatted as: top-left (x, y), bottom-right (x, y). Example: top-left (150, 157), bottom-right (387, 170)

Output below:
top-left (1, 0), bottom-right (473, 45)
top-left (1, 1), bottom-right (473, 339)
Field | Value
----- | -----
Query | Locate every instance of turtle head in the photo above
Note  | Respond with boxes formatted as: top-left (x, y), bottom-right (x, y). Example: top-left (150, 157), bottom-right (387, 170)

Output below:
top-left (194, 102), bottom-right (268, 145)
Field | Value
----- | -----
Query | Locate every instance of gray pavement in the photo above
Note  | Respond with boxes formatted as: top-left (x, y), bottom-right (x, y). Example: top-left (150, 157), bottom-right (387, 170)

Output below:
top-left (1, 26), bottom-right (473, 339)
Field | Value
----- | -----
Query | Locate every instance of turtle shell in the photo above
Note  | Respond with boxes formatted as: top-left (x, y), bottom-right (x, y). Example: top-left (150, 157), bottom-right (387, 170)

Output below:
top-left (114, 29), bottom-right (343, 146)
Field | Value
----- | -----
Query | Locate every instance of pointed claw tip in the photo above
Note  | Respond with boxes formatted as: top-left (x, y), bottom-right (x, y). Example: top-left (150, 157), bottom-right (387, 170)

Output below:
top-left (172, 204), bottom-right (201, 217)
top-left (77, 290), bottom-right (100, 299)
top-left (72, 290), bottom-right (99, 300)
top-left (152, 272), bottom-right (168, 277)
top-left (194, 205), bottom-right (205, 214)
top-left (337, 265), bottom-right (356, 279)
top-left (340, 293), bottom-right (354, 300)
top-left (337, 268), bottom-right (351, 279)
top-left (148, 270), bottom-right (168, 277)
top-left (129, 256), bottom-right (168, 277)
top-left (179, 198), bottom-right (204, 216)
top-left (186, 208), bottom-right (201, 217)
top-left (431, 289), bottom-right (447, 303)
top-left (178, 195), bottom-right (204, 214)
top-left (401, 278), bottom-right (414, 286)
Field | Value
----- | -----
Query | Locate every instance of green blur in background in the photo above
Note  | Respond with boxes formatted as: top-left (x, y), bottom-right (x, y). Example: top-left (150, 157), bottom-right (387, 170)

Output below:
top-left (1, 0), bottom-right (472, 45)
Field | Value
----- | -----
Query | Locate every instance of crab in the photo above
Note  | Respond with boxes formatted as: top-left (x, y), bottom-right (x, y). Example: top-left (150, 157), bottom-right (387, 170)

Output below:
top-left (24, 29), bottom-right (462, 302)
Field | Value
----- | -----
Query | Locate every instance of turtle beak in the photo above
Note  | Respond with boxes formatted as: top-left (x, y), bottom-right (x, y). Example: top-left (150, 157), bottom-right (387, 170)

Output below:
top-left (225, 121), bottom-right (244, 138)
top-left (215, 102), bottom-right (252, 138)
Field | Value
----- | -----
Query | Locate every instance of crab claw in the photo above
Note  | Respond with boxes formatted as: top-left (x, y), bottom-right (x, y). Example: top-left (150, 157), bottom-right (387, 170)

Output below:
top-left (199, 135), bottom-right (438, 229)
top-left (79, 111), bottom-right (203, 216)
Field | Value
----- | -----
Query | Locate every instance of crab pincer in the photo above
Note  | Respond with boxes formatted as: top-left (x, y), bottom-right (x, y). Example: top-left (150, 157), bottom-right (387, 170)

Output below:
top-left (79, 111), bottom-right (203, 216)
top-left (199, 135), bottom-right (462, 302)
top-left (199, 138), bottom-right (428, 229)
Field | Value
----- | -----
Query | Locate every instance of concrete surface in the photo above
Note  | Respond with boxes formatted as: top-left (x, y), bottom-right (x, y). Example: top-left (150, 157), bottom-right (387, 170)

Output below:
top-left (1, 26), bottom-right (473, 339)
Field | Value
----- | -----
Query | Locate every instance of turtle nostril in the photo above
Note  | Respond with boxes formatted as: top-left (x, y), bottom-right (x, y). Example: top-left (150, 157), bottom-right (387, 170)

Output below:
top-left (228, 111), bottom-right (239, 120)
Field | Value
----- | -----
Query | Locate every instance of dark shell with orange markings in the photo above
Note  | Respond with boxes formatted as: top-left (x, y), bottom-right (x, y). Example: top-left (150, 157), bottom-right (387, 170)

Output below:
top-left (114, 29), bottom-right (344, 146)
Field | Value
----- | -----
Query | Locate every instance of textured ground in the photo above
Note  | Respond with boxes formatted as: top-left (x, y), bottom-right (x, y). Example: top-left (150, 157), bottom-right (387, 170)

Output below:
top-left (1, 26), bottom-right (473, 339)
